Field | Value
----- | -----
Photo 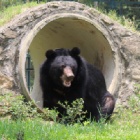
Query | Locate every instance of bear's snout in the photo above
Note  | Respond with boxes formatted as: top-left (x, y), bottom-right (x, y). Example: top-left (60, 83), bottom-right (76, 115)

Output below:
top-left (61, 66), bottom-right (74, 87)
top-left (63, 66), bottom-right (74, 78)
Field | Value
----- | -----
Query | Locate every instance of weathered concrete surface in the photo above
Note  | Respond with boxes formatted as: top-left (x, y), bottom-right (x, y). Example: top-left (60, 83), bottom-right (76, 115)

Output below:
top-left (0, 1), bottom-right (139, 108)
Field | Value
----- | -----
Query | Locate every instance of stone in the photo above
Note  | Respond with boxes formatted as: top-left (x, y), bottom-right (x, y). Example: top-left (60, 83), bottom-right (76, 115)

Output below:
top-left (3, 29), bottom-right (18, 39)
top-left (0, 73), bottom-right (13, 89)
top-left (132, 68), bottom-right (140, 81)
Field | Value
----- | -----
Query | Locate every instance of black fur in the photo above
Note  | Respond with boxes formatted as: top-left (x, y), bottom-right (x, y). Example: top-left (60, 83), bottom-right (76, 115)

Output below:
top-left (40, 47), bottom-right (115, 121)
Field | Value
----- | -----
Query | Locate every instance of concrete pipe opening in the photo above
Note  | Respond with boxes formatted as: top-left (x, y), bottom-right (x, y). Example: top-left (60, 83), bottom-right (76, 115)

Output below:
top-left (19, 13), bottom-right (119, 109)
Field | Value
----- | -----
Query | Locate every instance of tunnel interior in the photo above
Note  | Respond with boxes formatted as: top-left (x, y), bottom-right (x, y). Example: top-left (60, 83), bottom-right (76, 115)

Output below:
top-left (22, 16), bottom-right (115, 108)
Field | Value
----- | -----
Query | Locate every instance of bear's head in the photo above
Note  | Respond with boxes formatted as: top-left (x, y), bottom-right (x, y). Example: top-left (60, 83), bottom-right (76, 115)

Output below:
top-left (45, 47), bottom-right (80, 88)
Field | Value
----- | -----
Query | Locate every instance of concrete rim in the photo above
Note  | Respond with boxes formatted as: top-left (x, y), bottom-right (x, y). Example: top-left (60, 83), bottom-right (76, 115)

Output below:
top-left (19, 13), bottom-right (121, 109)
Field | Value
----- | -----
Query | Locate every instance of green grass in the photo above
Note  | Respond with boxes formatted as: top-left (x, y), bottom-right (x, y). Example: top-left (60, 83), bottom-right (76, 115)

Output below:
top-left (0, 89), bottom-right (140, 140)
top-left (0, 111), bottom-right (140, 140)
top-left (0, 2), bottom-right (43, 27)
top-left (106, 10), bottom-right (138, 31)
top-left (0, 85), bottom-right (140, 140)
top-left (95, 8), bottom-right (138, 32)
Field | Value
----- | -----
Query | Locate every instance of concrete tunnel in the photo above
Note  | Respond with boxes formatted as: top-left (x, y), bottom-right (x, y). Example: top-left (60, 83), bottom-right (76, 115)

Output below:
top-left (18, 2), bottom-right (121, 109)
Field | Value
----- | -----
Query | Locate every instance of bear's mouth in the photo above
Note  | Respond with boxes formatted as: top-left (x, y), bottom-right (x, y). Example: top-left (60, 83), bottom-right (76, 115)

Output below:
top-left (61, 75), bottom-right (74, 87)
top-left (63, 79), bottom-right (73, 87)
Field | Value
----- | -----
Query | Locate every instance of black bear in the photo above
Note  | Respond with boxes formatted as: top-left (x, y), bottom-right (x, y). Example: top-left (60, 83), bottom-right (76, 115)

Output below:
top-left (40, 47), bottom-right (115, 121)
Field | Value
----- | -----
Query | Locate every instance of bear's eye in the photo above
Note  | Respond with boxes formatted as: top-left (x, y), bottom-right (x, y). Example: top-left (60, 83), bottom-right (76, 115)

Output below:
top-left (61, 65), bottom-right (65, 69)
top-left (71, 66), bottom-right (75, 71)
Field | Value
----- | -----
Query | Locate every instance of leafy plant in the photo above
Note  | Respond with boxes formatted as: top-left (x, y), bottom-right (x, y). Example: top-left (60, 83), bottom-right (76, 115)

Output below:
top-left (0, 91), bottom-right (42, 120)
top-left (43, 107), bottom-right (59, 122)
top-left (58, 98), bottom-right (87, 124)
top-left (9, 96), bottom-right (41, 120)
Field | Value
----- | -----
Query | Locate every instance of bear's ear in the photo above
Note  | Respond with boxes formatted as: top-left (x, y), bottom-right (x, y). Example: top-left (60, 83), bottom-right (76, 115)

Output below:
top-left (45, 49), bottom-right (56, 59)
top-left (70, 47), bottom-right (80, 56)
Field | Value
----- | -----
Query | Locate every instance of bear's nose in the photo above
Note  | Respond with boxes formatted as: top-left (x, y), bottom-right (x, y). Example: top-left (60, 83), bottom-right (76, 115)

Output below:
top-left (66, 75), bottom-right (74, 81)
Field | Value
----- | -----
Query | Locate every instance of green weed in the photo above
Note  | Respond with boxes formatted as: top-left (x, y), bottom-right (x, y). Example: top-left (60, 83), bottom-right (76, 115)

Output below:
top-left (0, 2), bottom-right (42, 27)
top-left (98, 9), bottom-right (138, 31)
top-left (0, 113), bottom-right (140, 140)
top-left (58, 98), bottom-right (87, 124)
top-left (0, 92), bottom-right (41, 120)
